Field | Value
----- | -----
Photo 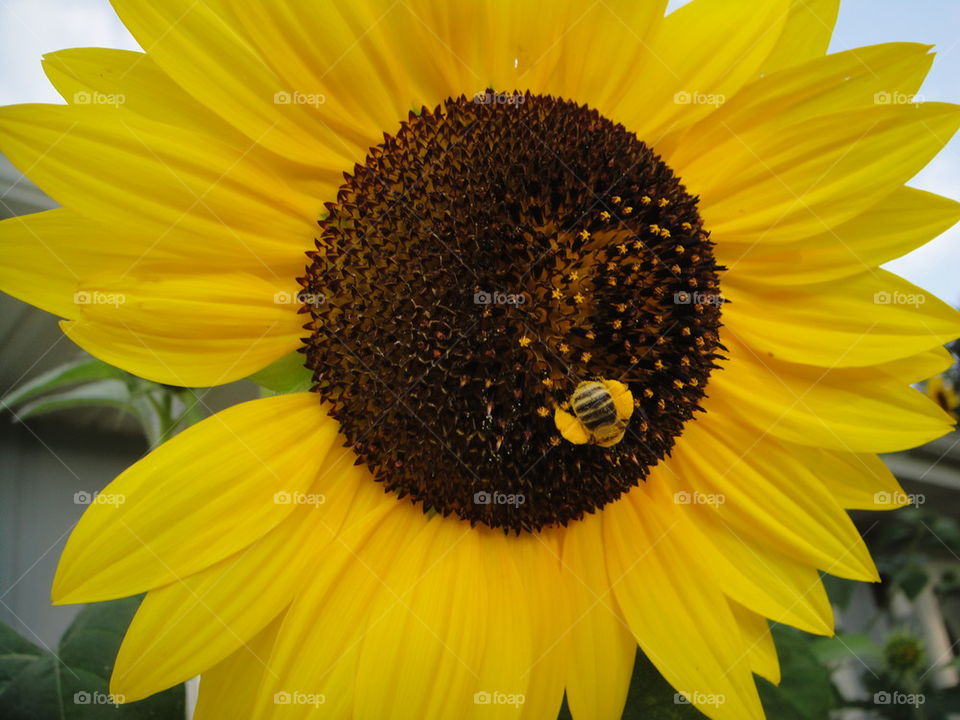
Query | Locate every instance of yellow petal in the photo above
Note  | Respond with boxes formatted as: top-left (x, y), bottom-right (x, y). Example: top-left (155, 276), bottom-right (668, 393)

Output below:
top-left (193, 613), bottom-right (285, 720)
top-left (42, 48), bottom-right (236, 138)
top-left (721, 187), bottom-right (960, 284)
top-left (604, 485), bottom-right (764, 720)
top-left (663, 469), bottom-right (834, 635)
top-left (687, 103), bottom-right (960, 244)
top-left (722, 269), bottom-right (960, 368)
top-left (109, 0), bottom-right (361, 166)
top-left (53, 394), bottom-right (338, 604)
top-left (110, 461), bottom-right (366, 701)
top-left (817, 451), bottom-right (910, 511)
top-left (661, 43), bottom-right (933, 163)
top-left (562, 511), bottom-right (635, 720)
top-left (759, 0), bottom-right (840, 75)
top-left (0, 209), bottom-right (154, 318)
top-left (729, 602), bottom-right (781, 685)
top-left (515, 532), bottom-right (567, 720)
top-left (614, 0), bottom-right (789, 141)
top-left (251, 501), bottom-right (422, 718)
top-left (667, 418), bottom-right (879, 581)
top-left (708, 334), bottom-right (955, 452)
top-left (0, 104), bottom-right (319, 260)
top-left (61, 272), bottom-right (303, 386)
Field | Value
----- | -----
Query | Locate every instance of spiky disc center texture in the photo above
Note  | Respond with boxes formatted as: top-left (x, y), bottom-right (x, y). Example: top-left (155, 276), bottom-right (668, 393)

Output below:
top-left (301, 92), bottom-right (724, 532)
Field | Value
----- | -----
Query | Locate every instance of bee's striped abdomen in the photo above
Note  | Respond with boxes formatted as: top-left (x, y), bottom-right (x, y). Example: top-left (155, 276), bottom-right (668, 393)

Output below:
top-left (571, 381), bottom-right (617, 430)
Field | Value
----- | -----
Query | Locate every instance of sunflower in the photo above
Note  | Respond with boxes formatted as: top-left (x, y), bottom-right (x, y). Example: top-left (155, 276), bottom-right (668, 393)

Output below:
top-left (3, 0), bottom-right (960, 718)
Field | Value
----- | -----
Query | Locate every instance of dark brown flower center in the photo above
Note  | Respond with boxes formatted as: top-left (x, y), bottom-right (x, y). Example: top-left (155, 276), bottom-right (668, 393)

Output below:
top-left (300, 91), bottom-right (723, 532)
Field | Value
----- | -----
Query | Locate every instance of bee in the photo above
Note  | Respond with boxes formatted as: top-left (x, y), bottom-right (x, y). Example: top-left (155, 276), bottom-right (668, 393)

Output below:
top-left (553, 379), bottom-right (634, 447)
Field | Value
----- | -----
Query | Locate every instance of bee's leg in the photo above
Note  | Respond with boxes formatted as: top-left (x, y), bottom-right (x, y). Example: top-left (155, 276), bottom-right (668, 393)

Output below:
top-left (602, 379), bottom-right (634, 422)
top-left (553, 407), bottom-right (590, 445)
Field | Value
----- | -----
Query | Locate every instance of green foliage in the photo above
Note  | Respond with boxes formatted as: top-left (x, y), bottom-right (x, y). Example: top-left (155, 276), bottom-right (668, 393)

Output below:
top-left (247, 350), bottom-right (313, 395)
top-left (1, 353), bottom-right (205, 448)
top-left (0, 597), bottom-right (184, 719)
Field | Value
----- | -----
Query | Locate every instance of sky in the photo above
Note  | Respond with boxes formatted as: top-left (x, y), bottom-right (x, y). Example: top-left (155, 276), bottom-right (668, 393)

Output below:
top-left (1, 0), bottom-right (958, 305)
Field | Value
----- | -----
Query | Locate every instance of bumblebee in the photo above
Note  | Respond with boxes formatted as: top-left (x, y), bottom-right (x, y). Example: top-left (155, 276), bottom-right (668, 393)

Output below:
top-left (553, 379), bottom-right (634, 447)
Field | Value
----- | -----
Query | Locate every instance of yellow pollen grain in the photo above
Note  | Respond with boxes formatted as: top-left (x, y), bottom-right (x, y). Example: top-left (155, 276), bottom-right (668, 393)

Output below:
top-left (581, 352), bottom-right (592, 363)
top-left (617, 243), bottom-right (629, 254)
top-left (659, 228), bottom-right (671, 238)
top-left (599, 211), bottom-right (611, 222)
top-left (681, 222), bottom-right (692, 231)
top-left (519, 336), bottom-right (532, 347)
top-left (675, 244), bottom-right (685, 253)
top-left (612, 319), bottom-right (622, 329)
top-left (574, 293), bottom-right (585, 304)
top-left (654, 360), bottom-right (664, 370)
top-left (644, 389), bottom-right (654, 398)
top-left (542, 377), bottom-right (554, 388)
top-left (641, 196), bottom-right (652, 205)
top-left (559, 343), bottom-right (570, 353)
top-left (623, 206), bottom-right (633, 215)
top-left (537, 406), bottom-right (550, 417)
top-left (658, 198), bottom-right (670, 207)
top-left (615, 303), bottom-right (627, 312)
top-left (569, 271), bottom-right (580, 281)
top-left (579, 229), bottom-right (590, 240)
top-left (552, 287), bottom-right (563, 300)
top-left (681, 327), bottom-right (691, 336)
top-left (585, 330), bottom-right (596, 340)
top-left (611, 196), bottom-right (622, 204)
top-left (673, 379), bottom-right (685, 389)
top-left (649, 224), bottom-right (660, 234)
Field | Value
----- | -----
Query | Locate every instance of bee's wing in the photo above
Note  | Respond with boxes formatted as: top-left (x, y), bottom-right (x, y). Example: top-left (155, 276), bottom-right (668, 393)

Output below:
top-left (553, 407), bottom-right (590, 444)
top-left (602, 379), bottom-right (634, 421)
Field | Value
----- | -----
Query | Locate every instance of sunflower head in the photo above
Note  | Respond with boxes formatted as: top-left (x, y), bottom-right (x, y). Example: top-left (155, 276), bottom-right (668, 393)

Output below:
top-left (300, 91), bottom-right (724, 530)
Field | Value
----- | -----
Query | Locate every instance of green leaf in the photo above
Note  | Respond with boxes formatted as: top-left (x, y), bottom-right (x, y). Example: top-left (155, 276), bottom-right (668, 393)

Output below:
top-left (810, 633), bottom-right (881, 666)
top-left (0, 597), bottom-right (184, 719)
top-left (12, 380), bottom-right (131, 422)
top-left (821, 574), bottom-right (858, 610)
top-left (894, 563), bottom-right (930, 600)
top-left (757, 627), bottom-right (841, 720)
top-left (1, 356), bottom-right (125, 409)
top-left (247, 351), bottom-right (313, 394)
